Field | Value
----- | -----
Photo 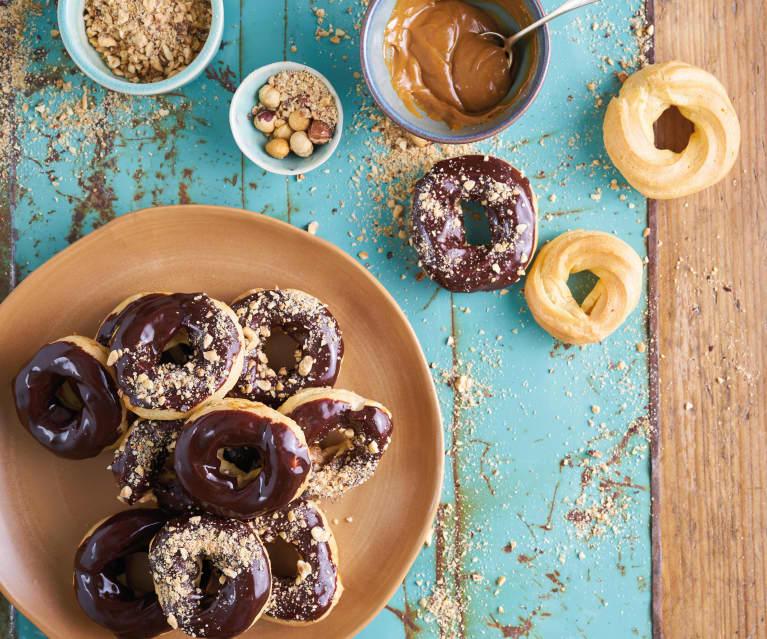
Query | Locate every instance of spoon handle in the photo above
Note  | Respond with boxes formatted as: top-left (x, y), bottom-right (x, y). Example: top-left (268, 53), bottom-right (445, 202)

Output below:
top-left (507, 0), bottom-right (602, 46)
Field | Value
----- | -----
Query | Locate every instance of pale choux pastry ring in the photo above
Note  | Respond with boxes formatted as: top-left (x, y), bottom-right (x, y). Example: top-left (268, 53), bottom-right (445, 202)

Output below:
top-left (524, 230), bottom-right (643, 345)
top-left (603, 61), bottom-right (740, 199)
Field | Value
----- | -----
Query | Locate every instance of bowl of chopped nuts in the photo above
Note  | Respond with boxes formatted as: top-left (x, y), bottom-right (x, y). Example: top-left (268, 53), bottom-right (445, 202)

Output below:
top-left (57, 0), bottom-right (224, 95)
top-left (229, 62), bottom-right (344, 176)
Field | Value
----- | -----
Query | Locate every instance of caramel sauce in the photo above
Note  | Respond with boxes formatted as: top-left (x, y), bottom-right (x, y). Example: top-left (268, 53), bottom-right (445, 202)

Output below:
top-left (385, 0), bottom-right (518, 129)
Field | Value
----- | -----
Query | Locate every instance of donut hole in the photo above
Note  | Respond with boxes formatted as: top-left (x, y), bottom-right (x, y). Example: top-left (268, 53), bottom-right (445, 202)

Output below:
top-left (197, 558), bottom-right (226, 605)
top-left (114, 552), bottom-right (154, 595)
top-left (312, 428), bottom-right (356, 465)
top-left (654, 106), bottom-right (695, 153)
top-left (263, 326), bottom-right (302, 373)
top-left (459, 201), bottom-right (493, 246)
top-left (160, 328), bottom-right (194, 366)
top-left (264, 537), bottom-right (303, 579)
top-left (566, 270), bottom-right (600, 309)
top-left (53, 377), bottom-right (84, 411)
top-left (217, 446), bottom-right (262, 487)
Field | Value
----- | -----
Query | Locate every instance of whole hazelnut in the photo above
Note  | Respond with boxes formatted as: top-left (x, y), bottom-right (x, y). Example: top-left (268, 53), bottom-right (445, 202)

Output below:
top-left (273, 124), bottom-right (293, 140)
top-left (289, 131), bottom-right (314, 158)
top-left (253, 110), bottom-right (276, 134)
top-left (307, 120), bottom-right (332, 145)
top-left (258, 85), bottom-right (281, 110)
top-left (288, 109), bottom-right (311, 132)
top-left (265, 138), bottom-right (290, 159)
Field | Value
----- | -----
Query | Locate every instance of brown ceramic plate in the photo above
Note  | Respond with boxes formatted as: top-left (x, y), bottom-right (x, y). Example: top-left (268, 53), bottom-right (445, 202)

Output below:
top-left (0, 205), bottom-right (443, 638)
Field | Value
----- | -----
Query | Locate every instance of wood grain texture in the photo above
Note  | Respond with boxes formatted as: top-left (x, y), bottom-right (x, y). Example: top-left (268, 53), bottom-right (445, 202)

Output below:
top-left (654, 1), bottom-right (767, 637)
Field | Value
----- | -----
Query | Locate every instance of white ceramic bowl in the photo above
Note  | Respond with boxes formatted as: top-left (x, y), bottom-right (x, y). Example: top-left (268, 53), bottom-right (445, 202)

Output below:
top-left (57, 0), bottom-right (224, 95)
top-left (229, 62), bottom-right (343, 176)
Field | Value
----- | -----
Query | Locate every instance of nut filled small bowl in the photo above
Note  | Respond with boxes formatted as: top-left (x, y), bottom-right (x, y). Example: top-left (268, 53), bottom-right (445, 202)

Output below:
top-left (230, 62), bottom-right (344, 176)
top-left (57, 0), bottom-right (224, 96)
top-left (360, 0), bottom-right (550, 144)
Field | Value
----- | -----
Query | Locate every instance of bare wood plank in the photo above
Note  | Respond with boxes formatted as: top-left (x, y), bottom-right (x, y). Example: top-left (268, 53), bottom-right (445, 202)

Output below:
top-left (654, 1), bottom-right (767, 637)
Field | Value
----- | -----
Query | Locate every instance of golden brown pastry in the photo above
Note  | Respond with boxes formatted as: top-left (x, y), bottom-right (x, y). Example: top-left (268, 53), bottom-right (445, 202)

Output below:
top-left (524, 230), bottom-right (643, 345)
top-left (603, 61), bottom-right (740, 199)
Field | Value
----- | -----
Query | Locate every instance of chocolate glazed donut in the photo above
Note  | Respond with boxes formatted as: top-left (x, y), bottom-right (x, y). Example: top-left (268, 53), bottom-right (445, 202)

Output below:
top-left (411, 155), bottom-right (538, 293)
top-left (109, 292), bottom-right (245, 420)
top-left (111, 418), bottom-right (184, 505)
top-left (12, 336), bottom-right (127, 459)
top-left (254, 500), bottom-right (343, 625)
top-left (279, 388), bottom-right (394, 500)
top-left (74, 509), bottom-right (169, 639)
top-left (228, 288), bottom-right (343, 407)
top-left (149, 514), bottom-right (271, 638)
top-left (174, 398), bottom-right (311, 519)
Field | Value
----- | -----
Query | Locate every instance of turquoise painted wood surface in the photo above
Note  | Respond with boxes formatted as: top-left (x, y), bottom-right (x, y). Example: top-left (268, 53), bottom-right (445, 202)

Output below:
top-left (0, 0), bottom-right (653, 637)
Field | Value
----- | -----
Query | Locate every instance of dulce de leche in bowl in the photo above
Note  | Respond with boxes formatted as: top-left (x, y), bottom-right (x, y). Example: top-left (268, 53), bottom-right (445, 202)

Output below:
top-left (385, 0), bottom-right (515, 129)
top-left (361, 0), bottom-right (549, 143)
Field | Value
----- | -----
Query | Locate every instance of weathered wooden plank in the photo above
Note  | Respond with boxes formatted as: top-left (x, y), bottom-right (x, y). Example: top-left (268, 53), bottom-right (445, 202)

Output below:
top-left (654, 1), bottom-right (767, 638)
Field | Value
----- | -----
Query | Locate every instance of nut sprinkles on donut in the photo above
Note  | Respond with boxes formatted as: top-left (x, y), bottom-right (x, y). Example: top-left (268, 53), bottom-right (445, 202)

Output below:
top-left (111, 418), bottom-right (184, 505)
top-left (108, 292), bottom-right (245, 421)
top-left (411, 155), bottom-right (538, 293)
top-left (280, 387), bottom-right (393, 501)
top-left (228, 288), bottom-right (343, 407)
top-left (254, 499), bottom-right (343, 625)
top-left (149, 514), bottom-right (272, 638)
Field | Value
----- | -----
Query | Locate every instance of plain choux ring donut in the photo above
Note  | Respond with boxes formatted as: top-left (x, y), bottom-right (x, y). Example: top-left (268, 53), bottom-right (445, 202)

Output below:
top-left (603, 61), bottom-right (740, 199)
top-left (524, 230), bottom-right (643, 345)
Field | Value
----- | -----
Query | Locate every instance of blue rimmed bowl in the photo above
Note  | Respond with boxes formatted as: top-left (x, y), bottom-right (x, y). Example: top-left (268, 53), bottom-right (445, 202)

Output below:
top-left (360, 0), bottom-right (550, 144)
top-left (57, 0), bottom-right (224, 95)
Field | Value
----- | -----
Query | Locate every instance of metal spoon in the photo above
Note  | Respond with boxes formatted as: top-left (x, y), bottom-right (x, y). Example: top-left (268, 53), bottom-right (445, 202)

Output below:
top-left (481, 0), bottom-right (602, 66)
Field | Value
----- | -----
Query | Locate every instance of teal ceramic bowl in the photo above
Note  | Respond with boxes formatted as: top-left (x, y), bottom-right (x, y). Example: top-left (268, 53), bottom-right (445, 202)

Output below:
top-left (229, 62), bottom-right (343, 176)
top-left (360, 0), bottom-right (550, 144)
top-left (57, 0), bottom-right (224, 95)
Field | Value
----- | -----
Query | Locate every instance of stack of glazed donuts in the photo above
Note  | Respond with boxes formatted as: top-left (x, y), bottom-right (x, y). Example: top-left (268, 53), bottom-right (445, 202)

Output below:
top-left (12, 288), bottom-right (394, 638)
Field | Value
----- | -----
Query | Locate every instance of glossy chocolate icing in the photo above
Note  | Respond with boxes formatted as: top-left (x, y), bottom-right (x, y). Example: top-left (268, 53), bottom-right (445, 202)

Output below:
top-left (154, 467), bottom-right (201, 516)
top-left (256, 500), bottom-right (340, 623)
top-left (229, 289), bottom-right (343, 407)
top-left (13, 340), bottom-right (123, 459)
top-left (96, 294), bottom-right (166, 348)
top-left (110, 293), bottom-right (242, 414)
top-left (174, 408), bottom-right (311, 519)
top-left (285, 397), bottom-right (393, 500)
top-left (411, 155), bottom-right (538, 292)
top-left (74, 509), bottom-right (169, 639)
top-left (112, 419), bottom-right (184, 504)
top-left (149, 514), bottom-right (271, 638)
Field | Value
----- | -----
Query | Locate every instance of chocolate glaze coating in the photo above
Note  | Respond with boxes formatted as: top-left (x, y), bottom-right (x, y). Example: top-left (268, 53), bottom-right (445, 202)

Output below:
top-left (284, 396), bottom-right (393, 500)
top-left (229, 289), bottom-right (343, 407)
top-left (112, 419), bottom-right (184, 504)
top-left (74, 509), bottom-right (169, 639)
top-left (254, 500), bottom-right (341, 624)
top-left (110, 293), bottom-right (243, 415)
top-left (411, 155), bottom-right (538, 292)
top-left (174, 408), bottom-right (311, 519)
top-left (13, 340), bottom-right (123, 459)
top-left (96, 294), bottom-right (166, 348)
top-left (149, 514), bottom-right (271, 638)
top-left (154, 468), bottom-right (201, 516)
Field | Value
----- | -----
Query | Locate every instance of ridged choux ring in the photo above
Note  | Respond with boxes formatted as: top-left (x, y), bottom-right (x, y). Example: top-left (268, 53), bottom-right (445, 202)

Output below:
top-left (524, 230), bottom-right (643, 345)
top-left (603, 61), bottom-right (740, 199)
